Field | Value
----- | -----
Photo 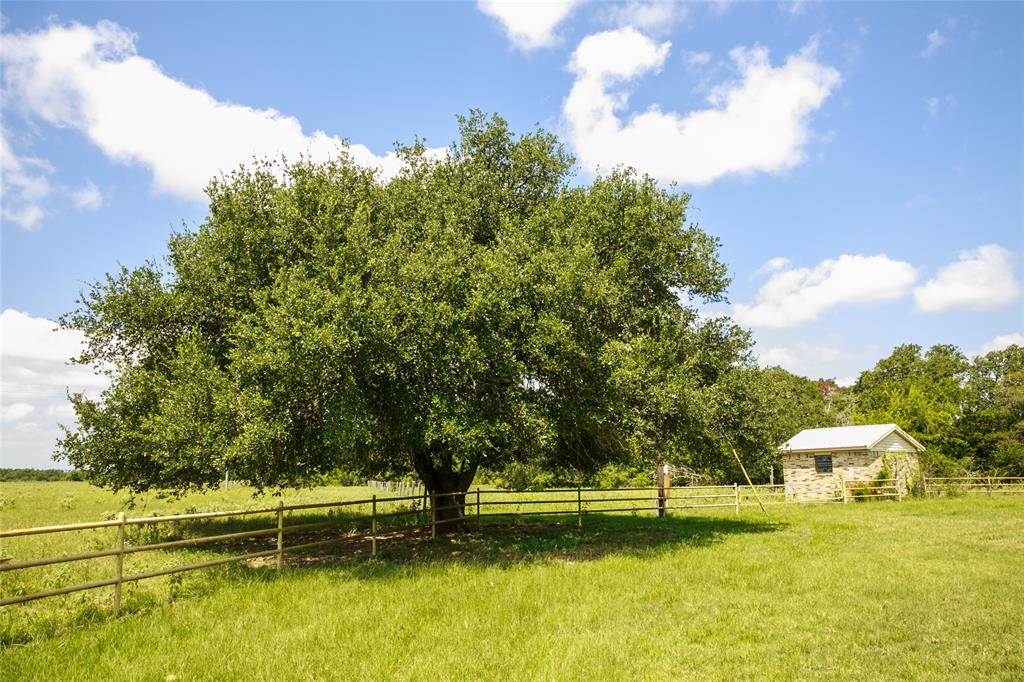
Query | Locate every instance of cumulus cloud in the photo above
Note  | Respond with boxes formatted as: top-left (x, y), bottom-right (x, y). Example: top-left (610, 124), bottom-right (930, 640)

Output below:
top-left (758, 342), bottom-right (840, 372)
top-left (920, 29), bottom-right (947, 58)
top-left (563, 28), bottom-right (841, 186)
top-left (1, 132), bottom-right (53, 229)
top-left (734, 254), bottom-right (918, 328)
top-left (758, 346), bottom-right (799, 367)
top-left (1, 402), bottom-right (36, 422)
top-left (913, 245), bottom-right (1021, 313)
top-left (0, 309), bottom-right (108, 467)
top-left (976, 332), bottom-right (1024, 356)
top-left (1, 21), bottom-right (444, 205)
top-left (72, 180), bottom-right (103, 211)
top-left (755, 256), bottom-right (792, 276)
top-left (603, 1), bottom-right (687, 34)
top-left (477, 0), bottom-right (581, 50)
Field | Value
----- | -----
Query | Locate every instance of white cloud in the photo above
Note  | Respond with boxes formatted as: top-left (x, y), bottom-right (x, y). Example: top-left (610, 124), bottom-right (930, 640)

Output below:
top-left (0, 309), bottom-right (108, 402)
top-left (913, 244), bottom-right (1021, 313)
top-left (925, 94), bottom-right (957, 117)
top-left (563, 29), bottom-right (841, 186)
top-left (755, 256), bottom-right (792, 276)
top-left (707, 0), bottom-right (733, 17)
top-left (604, 1), bottom-right (687, 34)
top-left (734, 254), bottom-right (918, 328)
top-left (757, 341), bottom-right (842, 375)
top-left (478, 0), bottom-right (581, 50)
top-left (782, 1), bottom-right (810, 17)
top-left (684, 50), bottom-right (712, 68)
top-left (1, 131), bottom-right (52, 229)
top-left (976, 332), bottom-right (1024, 356)
top-left (758, 346), bottom-right (799, 367)
top-left (1, 402), bottom-right (36, 422)
top-left (1, 309), bottom-right (109, 468)
top-left (835, 375), bottom-right (857, 388)
top-left (920, 29), bottom-right (947, 59)
top-left (72, 180), bottom-right (102, 211)
top-left (1, 21), bottom-right (444, 205)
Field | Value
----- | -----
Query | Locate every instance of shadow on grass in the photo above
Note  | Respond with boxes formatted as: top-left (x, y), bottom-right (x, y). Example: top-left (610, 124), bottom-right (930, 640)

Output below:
top-left (0, 510), bottom-right (781, 645)
top-left (157, 509), bottom-right (781, 583)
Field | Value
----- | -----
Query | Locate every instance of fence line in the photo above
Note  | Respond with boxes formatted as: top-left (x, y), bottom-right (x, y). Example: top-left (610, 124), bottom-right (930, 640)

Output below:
top-left (922, 476), bottom-right (1024, 496)
top-left (3, 477), bottom-right (1021, 612)
top-left (0, 484), bottom-right (766, 610)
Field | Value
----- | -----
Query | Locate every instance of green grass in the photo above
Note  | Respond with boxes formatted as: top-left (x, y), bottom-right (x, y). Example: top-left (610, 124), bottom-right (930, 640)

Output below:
top-left (2, 482), bottom-right (1023, 680)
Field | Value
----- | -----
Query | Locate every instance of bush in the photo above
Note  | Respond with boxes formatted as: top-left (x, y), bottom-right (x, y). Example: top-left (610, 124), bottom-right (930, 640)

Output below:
top-left (849, 467), bottom-right (896, 502)
top-left (490, 463), bottom-right (555, 491)
top-left (592, 463), bottom-right (651, 490)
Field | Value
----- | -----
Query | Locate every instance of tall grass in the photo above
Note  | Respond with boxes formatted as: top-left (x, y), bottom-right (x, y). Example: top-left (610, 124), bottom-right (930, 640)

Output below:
top-left (1, 483), bottom-right (1022, 680)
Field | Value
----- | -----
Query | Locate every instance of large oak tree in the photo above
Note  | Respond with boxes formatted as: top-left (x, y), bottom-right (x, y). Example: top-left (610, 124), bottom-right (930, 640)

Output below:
top-left (59, 113), bottom-right (759, 520)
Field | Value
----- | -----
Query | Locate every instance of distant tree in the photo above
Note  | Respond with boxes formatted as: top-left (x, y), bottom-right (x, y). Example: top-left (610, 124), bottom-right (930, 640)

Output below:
top-left (0, 468), bottom-right (83, 482)
top-left (59, 112), bottom-right (757, 520)
top-left (719, 366), bottom-right (838, 481)
top-left (849, 342), bottom-right (1023, 474)
top-left (960, 346), bottom-right (1024, 474)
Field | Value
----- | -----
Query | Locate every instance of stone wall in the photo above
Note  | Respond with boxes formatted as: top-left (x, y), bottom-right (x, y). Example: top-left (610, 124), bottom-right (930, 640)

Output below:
top-left (782, 450), bottom-right (920, 501)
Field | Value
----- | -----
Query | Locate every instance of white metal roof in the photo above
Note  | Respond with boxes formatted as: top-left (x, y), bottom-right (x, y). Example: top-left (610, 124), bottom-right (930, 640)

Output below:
top-left (779, 424), bottom-right (925, 453)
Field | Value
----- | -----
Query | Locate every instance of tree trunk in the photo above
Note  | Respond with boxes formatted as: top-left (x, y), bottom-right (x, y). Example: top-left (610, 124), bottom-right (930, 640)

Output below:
top-left (412, 450), bottom-right (478, 531)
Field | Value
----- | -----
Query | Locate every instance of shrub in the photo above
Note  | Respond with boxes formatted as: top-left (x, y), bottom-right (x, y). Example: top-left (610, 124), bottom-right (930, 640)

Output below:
top-left (492, 462), bottom-right (555, 491)
top-left (592, 463), bottom-right (651, 490)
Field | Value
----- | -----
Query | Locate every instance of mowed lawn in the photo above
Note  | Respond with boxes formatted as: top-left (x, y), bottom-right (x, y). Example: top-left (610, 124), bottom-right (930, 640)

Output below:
top-left (1, 483), bottom-right (1022, 681)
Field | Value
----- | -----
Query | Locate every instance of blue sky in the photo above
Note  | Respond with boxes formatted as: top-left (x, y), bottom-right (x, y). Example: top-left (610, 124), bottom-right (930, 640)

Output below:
top-left (1, 1), bottom-right (1022, 468)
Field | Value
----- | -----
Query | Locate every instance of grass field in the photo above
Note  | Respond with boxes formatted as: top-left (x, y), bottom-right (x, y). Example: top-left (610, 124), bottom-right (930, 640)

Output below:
top-left (2, 482), bottom-right (1022, 680)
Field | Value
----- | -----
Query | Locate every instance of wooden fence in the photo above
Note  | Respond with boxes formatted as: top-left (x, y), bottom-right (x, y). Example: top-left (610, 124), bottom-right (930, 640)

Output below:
top-left (3, 477), bottom-right (1021, 614)
top-left (842, 477), bottom-right (901, 503)
top-left (922, 476), bottom-right (1024, 496)
top-left (0, 484), bottom-right (757, 613)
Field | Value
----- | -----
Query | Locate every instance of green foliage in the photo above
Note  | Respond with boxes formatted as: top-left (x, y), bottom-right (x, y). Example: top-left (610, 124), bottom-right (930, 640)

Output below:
top-left (488, 462), bottom-right (556, 491)
top-left (848, 343), bottom-right (1024, 475)
top-left (591, 463), bottom-right (651, 489)
top-left (58, 112), bottom-right (760, 498)
top-left (0, 469), bottom-right (83, 482)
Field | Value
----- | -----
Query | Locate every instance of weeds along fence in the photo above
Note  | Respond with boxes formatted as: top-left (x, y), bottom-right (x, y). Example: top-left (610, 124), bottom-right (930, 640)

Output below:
top-left (923, 476), bottom-right (1024, 497)
top-left (842, 478), bottom-right (901, 503)
top-left (0, 484), bottom-right (760, 613)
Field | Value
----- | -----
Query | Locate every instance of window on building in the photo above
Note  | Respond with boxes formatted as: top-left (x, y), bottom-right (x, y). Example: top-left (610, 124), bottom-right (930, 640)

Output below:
top-left (814, 455), bottom-right (833, 473)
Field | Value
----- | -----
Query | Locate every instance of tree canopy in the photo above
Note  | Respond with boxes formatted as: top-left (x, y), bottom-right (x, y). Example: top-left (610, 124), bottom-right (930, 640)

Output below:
top-left (849, 343), bottom-right (1024, 475)
top-left (60, 113), bottom-right (768, 511)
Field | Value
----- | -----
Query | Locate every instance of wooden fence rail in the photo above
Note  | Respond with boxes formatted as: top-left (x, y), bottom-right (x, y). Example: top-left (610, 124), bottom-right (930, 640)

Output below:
top-left (922, 476), bottom-right (1024, 496)
top-left (0, 485), bottom-right (756, 611)
top-left (3, 477), bottom-right (1020, 612)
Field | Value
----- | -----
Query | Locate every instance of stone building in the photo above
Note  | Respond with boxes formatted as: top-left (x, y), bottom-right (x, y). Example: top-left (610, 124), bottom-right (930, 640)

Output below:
top-left (780, 424), bottom-right (924, 502)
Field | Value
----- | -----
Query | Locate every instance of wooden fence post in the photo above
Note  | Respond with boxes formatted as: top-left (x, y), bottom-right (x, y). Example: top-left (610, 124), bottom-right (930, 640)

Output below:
top-left (577, 486), bottom-right (582, 528)
top-left (113, 511), bottom-right (125, 616)
top-left (371, 495), bottom-right (377, 557)
top-left (988, 476), bottom-right (993, 497)
top-left (276, 501), bottom-right (284, 571)
top-left (922, 475), bottom-right (928, 497)
top-left (657, 464), bottom-right (668, 518)
top-left (476, 488), bottom-right (481, 531)
top-left (734, 483), bottom-right (740, 515)
top-left (431, 497), bottom-right (437, 539)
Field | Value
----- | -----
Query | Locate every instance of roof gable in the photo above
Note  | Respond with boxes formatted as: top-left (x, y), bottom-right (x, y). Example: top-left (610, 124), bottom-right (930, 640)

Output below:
top-left (780, 424), bottom-right (925, 453)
